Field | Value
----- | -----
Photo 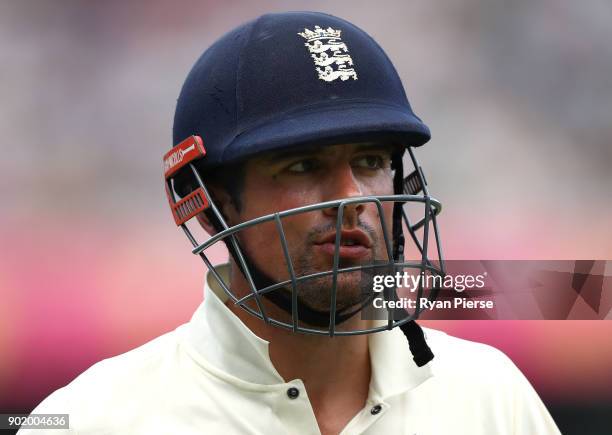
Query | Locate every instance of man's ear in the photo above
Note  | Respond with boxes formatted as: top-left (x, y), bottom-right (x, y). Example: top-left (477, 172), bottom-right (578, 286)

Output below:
top-left (195, 186), bottom-right (237, 236)
top-left (196, 212), bottom-right (218, 236)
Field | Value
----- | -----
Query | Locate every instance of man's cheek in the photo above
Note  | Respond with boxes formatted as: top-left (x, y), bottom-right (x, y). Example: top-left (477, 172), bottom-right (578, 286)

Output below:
top-left (372, 203), bottom-right (394, 230)
top-left (362, 173), bottom-right (394, 196)
top-left (239, 222), bottom-right (277, 254)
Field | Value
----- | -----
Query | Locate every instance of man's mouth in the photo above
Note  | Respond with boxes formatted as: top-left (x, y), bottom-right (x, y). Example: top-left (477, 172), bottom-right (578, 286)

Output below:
top-left (314, 229), bottom-right (372, 259)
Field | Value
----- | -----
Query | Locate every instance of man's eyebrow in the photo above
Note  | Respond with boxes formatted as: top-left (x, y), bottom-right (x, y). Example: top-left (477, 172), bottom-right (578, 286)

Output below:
top-left (352, 143), bottom-right (396, 154)
top-left (262, 145), bottom-right (327, 163)
top-left (262, 143), bottom-right (397, 163)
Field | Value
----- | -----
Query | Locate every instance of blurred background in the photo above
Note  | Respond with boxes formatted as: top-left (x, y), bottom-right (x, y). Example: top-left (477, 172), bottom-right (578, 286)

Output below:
top-left (1, 0), bottom-right (611, 433)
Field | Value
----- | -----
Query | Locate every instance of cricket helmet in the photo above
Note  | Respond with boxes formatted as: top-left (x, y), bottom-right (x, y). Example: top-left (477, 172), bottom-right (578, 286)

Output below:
top-left (164, 12), bottom-right (444, 366)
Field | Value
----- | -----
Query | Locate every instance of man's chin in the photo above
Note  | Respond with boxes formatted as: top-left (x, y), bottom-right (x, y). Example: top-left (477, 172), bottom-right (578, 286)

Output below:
top-left (296, 280), bottom-right (372, 313)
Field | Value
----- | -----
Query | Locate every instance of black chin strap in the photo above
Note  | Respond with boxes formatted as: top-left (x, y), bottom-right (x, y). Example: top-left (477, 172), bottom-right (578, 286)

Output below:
top-left (399, 319), bottom-right (434, 367)
top-left (392, 152), bottom-right (434, 367)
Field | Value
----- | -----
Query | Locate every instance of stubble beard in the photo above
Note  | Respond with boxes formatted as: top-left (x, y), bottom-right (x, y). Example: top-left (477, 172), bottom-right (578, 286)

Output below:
top-left (290, 222), bottom-right (384, 314)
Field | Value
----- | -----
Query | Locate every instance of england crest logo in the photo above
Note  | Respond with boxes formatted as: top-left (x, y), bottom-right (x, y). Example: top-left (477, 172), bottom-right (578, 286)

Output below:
top-left (298, 25), bottom-right (358, 82)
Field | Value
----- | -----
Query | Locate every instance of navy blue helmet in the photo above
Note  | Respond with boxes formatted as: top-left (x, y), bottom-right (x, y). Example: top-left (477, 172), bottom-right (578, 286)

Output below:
top-left (173, 11), bottom-right (430, 171)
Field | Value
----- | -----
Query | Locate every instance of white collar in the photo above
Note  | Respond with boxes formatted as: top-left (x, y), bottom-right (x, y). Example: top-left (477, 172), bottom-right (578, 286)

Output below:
top-left (186, 263), bottom-right (433, 400)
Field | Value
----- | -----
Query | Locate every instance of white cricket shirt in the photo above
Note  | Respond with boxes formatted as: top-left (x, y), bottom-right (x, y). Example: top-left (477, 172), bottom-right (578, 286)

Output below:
top-left (20, 264), bottom-right (561, 434)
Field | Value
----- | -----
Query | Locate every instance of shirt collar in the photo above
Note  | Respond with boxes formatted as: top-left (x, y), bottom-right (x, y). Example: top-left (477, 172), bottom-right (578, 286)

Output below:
top-left (186, 263), bottom-right (433, 398)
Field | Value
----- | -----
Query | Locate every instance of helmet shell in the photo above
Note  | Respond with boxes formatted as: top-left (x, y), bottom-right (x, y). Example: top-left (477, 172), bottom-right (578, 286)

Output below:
top-left (173, 11), bottom-right (430, 173)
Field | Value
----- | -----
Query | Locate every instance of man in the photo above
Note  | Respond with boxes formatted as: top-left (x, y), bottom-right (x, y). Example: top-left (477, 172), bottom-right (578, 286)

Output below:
top-left (21, 12), bottom-right (560, 434)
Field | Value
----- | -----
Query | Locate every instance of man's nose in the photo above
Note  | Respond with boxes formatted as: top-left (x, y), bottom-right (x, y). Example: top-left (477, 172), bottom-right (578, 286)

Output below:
top-left (321, 163), bottom-right (365, 226)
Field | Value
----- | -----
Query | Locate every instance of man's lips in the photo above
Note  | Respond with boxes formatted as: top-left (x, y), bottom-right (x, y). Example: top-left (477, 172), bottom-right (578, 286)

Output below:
top-left (314, 229), bottom-right (372, 259)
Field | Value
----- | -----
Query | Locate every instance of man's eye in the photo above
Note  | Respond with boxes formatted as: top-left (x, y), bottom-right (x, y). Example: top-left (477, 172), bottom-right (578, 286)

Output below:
top-left (286, 159), bottom-right (318, 173)
top-left (354, 155), bottom-right (385, 169)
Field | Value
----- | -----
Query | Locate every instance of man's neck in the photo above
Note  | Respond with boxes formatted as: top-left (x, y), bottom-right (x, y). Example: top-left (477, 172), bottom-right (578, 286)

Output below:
top-left (226, 297), bottom-right (371, 433)
top-left (227, 300), bottom-right (369, 380)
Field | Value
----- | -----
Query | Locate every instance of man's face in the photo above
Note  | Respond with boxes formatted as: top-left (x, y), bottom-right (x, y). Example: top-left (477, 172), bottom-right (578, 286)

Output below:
top-left (225, 142), bottom-right (396, 320)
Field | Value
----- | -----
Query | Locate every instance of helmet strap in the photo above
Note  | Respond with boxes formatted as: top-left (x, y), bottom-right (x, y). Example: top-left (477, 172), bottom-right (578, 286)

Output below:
top-left (392, 149), bottom-right (435, 367)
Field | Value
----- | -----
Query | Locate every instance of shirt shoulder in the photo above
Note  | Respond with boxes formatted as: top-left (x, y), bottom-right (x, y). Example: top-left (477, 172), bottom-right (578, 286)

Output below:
top-left (419, 326), bottom-right (561, 435)
top-left (423, 326), bottom-right (516, 372)
top-left (20, 325), bottom-right (191, 435)
top-left (422, 325), bottom-right (532, 397)
top-left (72, 325), bottom-right (185, 391)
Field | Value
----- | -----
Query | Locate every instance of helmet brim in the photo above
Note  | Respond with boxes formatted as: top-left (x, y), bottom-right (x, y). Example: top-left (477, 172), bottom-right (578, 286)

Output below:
top-left (218, 102), bottom-right (431, 167)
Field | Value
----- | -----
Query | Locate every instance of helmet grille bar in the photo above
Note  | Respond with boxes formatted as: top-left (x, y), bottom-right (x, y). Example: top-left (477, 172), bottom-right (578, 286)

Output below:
top-left (274, 214), bottom-right (300, 332)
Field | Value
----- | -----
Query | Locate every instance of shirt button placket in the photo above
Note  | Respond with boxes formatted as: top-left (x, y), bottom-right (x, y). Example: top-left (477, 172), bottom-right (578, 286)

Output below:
top-left (370, 404), bottom-right (382, 415)
top-left (287, 387), bottom-right (300, 399)
top-left (278, 384), bottom-right (320, 434)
